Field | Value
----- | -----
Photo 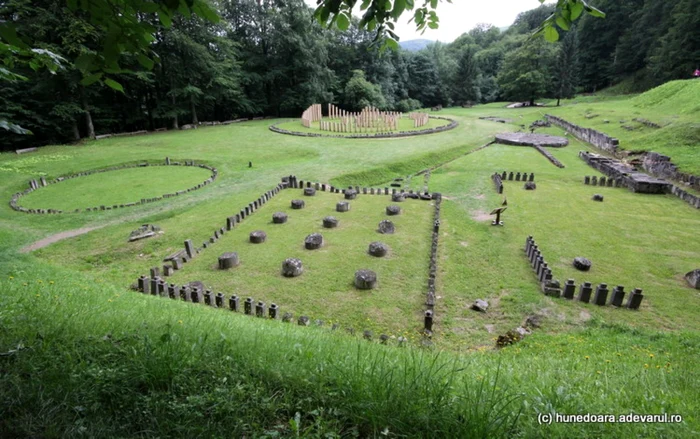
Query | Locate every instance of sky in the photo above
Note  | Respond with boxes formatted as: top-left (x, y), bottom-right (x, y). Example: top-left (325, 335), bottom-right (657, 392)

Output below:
top-left (305, 0), bottom-right (553, 43)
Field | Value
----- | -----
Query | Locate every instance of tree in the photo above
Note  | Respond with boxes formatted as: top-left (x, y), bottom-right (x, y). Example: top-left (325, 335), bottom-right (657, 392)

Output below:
top-left (453, 45), bottom-right (480, 105)
top-left (343, 69), bottom-right (386, 110)
top-left (497, 37), bottom-right (556, 105)
top-left (553, 28), bottom-right (579, 105)
top-left (649, 0), bottom-right (700, 83)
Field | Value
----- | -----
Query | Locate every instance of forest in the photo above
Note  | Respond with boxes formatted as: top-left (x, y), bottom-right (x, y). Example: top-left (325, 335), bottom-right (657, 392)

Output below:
top-left (1, 0), bottom-right (698, 149)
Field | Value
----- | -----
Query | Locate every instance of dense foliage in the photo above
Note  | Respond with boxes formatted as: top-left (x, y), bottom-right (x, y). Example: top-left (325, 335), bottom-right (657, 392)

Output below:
top-left (1, 0), bottom-right (697, 149)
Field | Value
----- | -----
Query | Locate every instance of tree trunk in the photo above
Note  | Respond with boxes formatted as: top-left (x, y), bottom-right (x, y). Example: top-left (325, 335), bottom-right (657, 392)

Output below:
top-left (170, 77), bottom-right (179, 130)
top-left (71, 119), bottom-right (80, 141)
top-left (557, 97), bottom-right (561, 107)
top-left (529, 97), bottom-right (535, 107)
top-left (190, 95), bottom-right (198, 124)
top-left (146, 92), bottom-right (154, 131)
top-left (81, 87), bottom-right (95, 139)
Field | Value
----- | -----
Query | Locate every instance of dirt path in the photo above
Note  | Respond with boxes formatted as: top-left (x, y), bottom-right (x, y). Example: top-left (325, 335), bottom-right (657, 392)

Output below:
top-left (21, 226), bottom-right (103, 253)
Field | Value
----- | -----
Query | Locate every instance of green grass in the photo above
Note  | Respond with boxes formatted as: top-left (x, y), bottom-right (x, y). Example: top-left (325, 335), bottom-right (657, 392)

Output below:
top-left (18, 165), bottom-right (212, 211)
top-left (165, 189), bottom-right (433, 335)
top-left (274, 116), bottom-right (452, 136)
top-left (1, 88), bottom-right (699, 437)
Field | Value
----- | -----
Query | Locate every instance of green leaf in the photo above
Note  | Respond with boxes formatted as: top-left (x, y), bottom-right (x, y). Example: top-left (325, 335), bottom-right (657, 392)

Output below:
top-left (544, 25), bottom-right (559, 42)
top-left (194, 2), bottom-right (220, 23)
top-left (585, 5), bottom-right (606, 18)
top-left (139, 2), bottom-right (160, 13)
top-left (430, 0), bottom-right (437, 9)
top-left (0, 24), bottom-right (26, 49)
top-left (336, 13), bottom-right (350, 30)
top-left (104, 78), bottom-right (124, 93)
top-left (391, 0), bottom-right (405, 19)
top-left (74, 53), bottom-right (96, 72)
top-left (158, 10), bottom-right (172, 27)
top-left (137, 54), bottom-right (155, 70)
top-left (384, 38), bottom-right (399, 51)
top-left (555, 15), bottom-right (570, 31)
top-left (570, 1), bottom-right (584, 20)
top-left (80, 72), bottom-right (103, 86)
top-left (427, 21), bottom-right (438, 29)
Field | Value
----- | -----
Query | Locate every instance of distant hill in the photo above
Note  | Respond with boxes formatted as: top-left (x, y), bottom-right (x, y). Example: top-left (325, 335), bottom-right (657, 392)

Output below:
top-left (399, 39), bottom-right (434, 51)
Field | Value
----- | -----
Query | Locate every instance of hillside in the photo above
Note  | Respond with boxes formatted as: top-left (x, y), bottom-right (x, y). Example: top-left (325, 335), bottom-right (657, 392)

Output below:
top-left (399, 39), bottom-right (435, 51)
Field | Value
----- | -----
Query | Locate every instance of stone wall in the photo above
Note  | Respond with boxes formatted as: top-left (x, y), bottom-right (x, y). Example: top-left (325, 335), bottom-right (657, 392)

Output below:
top-left (578, 151), bottom-right (673, 195)
top-left (643, 152), bottom-right (700, 192)
top-left (545, 114), bottom-right (620, 154)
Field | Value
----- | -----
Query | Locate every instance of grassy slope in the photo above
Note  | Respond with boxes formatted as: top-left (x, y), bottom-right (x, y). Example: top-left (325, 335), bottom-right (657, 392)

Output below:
top-left (1, 97), bottom-right (699, 437)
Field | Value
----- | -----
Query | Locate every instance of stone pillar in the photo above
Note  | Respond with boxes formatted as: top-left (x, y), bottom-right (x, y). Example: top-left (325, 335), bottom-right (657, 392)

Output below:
top-left (179, 285), bottom-right (189, 301)
top-left (424, 310), bottom-right (434, 333)
top-left (255, 301), bottom-right (266, 317)
top-left (508, 172), bottom-right (514, 180)
top-left (218, 252), bottom-right (240, 269)
top-left (244, 297), bottom-right (254, 315)
top-left (625, 288), bottom-right (644, 309)
top-left (191, 287), bottom-right (201, 303)
top-left (593, 283), bottom-right (609, 306)
top-left (163, 265), bottom-right (174, 277)
top-left (269, 303), bottom-right (279, 319)
top-left (609, 286), bottom-right (625, 307)
top-left (204, 289), bottom-right (213, 306)
top-left (516, 172), bottom-right (521, 181)
top-left (529, 173), bottom-right (534, 182)
top-left (229, 295), bottom-right (239, 311)
top-left (138, 275), bottom-right (148, 293)
top-left (150, 277), bottom-right (159, 296)
top-left (562, 279), bottom-right (576, 300)
top-left (584, 176), bottom-right (590, 185)
top-left (578, 282), bottom-right (593, 303)
top-left (184, 240), bottom-right (194, 258)
top-left (168, 283), bottom-right (177, 299)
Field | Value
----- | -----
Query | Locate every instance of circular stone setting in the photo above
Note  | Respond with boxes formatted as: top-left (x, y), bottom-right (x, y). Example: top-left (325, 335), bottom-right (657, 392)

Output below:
top-left (323, 216), bottom-right (339, 228)
top-left (304, 233), bottom-right (324, 250)
top-left (344, 190), bottom-right (357, 200)
top-left (291, 199), bottom-right (305, 209)
top-left (281, 258), bottom-right (303, 277)
top-left (494, 133), bottom-right (568, 147)
top-left (378, 220), bottom-right (395, 234)
top-left (386, 205), bottom-right (401, 215)
top-left (354, 269), bottom-right (377, 290)
top-left (573, 257), bottom-right (592, 271)
top-left (368, 242), bottom-right (389, 257)
top-left (249, 230), bottom-right (267, 243)
top-left (272, 212), bottom-right (288, 223)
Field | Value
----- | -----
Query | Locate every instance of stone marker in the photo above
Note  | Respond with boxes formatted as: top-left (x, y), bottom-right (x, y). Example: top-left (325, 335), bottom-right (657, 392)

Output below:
top-left (323, 216), bottom-right (339, 228)
top-left (573, 257), bottom-right (592, 271)
top-left (304, 187), bottom-right (316, 196)
top-left (354, 269), bottom-right (377, 290)
top-left (281, 258), bottom-right (303, 277)
top-left (282, 312), bottom-right (293, 322)
top-left (563, 279), bottom-right (576, 300)
top-left (336, 202), bottom-right (350, 212)
top-left (593, 283), bottom-right (609, 306)
top-left (163, 266), bottom-right (174, 276)
top-left (255, 301), bottom-right (266, 317)
top-left (344, 189), bottom-right (357, 200)
top-left (609, 286), bottom-right (625, 307)
top-left (291, 199), bottom-right (305, 209)
top-left (368, 242), bottom-right (389, 257)
top-left (249, 230), bottom-right (267, 243)
top-left (584, 176), bottom-right (591, 185)
top-left (685, 269), bottom-right (700, 289)
top-left (524, 182), bottom-right (536, 190)
top-left (218, 252), bottom-right (240, 269)
top-left (229, 295), bottom-right (239, 311)
top-left (377, 220), bottom-right (395, 234)
top-left (386, 205), bottom-right (401, 215)
top-left (244, 297), bottom-right (254, 315)
top-left (298, 316), bottom-right (310, 326)
top-left (578, 282), bottom-right (593, 303)
top-left (424, 310), bottom-right (434, 333)
top-left (215, 292), bottom-right (225, 308)
top-left (184, 239), bottom-right (195, 258)
top-left (304, 233), bottom-right (323, 250)
top-left (269, 303), bottom-right (279, 319)
top-left (626, 288), bottom-right (644, 309)
top-left (471, 299), bottom-right (489, 312)
top-left (592, 194), bottom-right (604, 202)
top-left (272, 212), bottom-right (288, 224)
top-left (391, 193), bottom-right (405, 202)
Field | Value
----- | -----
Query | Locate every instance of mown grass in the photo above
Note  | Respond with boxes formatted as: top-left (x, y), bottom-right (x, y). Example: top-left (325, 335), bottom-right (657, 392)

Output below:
top-left (274, 116), bottom-right (451, 136)
top-left (164, 188), bottom-right (433, 335)
top-left (19, 165), bottom-right (212, 211)
top-left (1, 262), bottom-right (697, 438)
top-left (1, 90), bottom-right (699, 437)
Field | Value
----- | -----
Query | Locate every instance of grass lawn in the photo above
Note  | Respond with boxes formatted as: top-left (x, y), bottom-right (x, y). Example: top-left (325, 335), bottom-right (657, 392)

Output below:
top-left (1, 90), bottom-right (699, 437)
top-left (18, 164), bottom-right (213, 211)
top-left (165, 188), bottom-right (433, 335)
top-left (273, 115), bottom-right (452, 136)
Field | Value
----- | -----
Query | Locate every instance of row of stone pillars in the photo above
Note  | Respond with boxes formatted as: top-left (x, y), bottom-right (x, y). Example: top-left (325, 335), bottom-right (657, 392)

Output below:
top-left (524, 236), bottom-right (644, 310)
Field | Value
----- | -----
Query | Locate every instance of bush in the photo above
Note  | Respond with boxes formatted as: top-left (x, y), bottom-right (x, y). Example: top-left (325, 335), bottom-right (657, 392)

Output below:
top-left (396, 98), bottom-right (423, 113)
